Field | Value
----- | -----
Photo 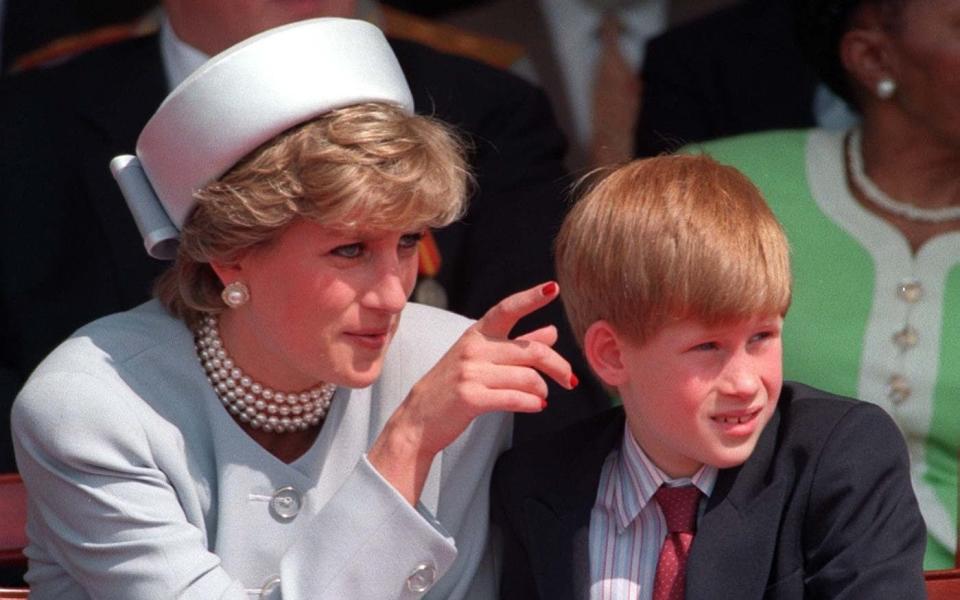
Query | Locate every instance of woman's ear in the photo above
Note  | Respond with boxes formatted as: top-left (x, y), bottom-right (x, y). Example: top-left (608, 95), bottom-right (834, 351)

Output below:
top-left (209, 254), bottom-right (245, 286)
top-left (583, 320), bottom-right (630, 387)
top-left (840, 8), bottom-right (896, 101)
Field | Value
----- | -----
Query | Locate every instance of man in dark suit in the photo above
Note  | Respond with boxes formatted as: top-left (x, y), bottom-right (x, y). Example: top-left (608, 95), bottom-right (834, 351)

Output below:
top-left (634, 0), bottom-right (823, 156)
top-left (493, 155), bottom-right (926, 598)
top-left (0, 0), bottom-right (606, 474)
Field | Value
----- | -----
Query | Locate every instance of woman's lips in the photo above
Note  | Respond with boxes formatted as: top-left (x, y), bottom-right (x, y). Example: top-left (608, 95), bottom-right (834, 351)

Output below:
top-left (344, 331), bottom-right (389, 350)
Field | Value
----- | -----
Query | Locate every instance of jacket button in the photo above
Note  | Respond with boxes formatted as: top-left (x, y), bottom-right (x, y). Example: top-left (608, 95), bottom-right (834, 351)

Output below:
top-left (406, 563), bottom-right (437, 593)
top-left (897, 280), bottom-right (923, 303)
top-left (269, 486), bottom-right (303, 522)
top-left (259, 575), bottom-right (281, 599)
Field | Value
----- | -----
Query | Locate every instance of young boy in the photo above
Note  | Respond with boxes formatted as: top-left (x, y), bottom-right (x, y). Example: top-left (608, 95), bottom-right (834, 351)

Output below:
top-left (492, 155), bottom-right (927, 599)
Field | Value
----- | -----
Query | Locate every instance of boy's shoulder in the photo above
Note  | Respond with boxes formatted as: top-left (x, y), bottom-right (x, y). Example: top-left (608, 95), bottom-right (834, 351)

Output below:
top-left (773, 380), bottom-right (896, 444)
top-left (493, 406), bottom-right (626, 500)
top-left (745, 380), bottom-right (906, 481)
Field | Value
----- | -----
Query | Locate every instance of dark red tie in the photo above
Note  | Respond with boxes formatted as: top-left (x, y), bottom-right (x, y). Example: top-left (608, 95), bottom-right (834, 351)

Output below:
top-left (652, 485), bottom-right (701, 600)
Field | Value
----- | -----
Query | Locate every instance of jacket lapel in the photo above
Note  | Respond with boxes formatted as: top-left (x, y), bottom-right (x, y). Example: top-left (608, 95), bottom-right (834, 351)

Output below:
top-left (521, 409), bottom-right (626, 600)
top-left (686, 408), bottom-right (787, 599)
top-left (76, 34), bottom-right (170, 306)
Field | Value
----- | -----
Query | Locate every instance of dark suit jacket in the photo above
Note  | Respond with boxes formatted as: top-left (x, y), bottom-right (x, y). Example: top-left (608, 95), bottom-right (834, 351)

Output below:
top-left (634, 0), bottom-right (820, 156)
top-left (0, 33), bottom-right (607, 472)
top-left (493, 381), bottom-right (927, 599)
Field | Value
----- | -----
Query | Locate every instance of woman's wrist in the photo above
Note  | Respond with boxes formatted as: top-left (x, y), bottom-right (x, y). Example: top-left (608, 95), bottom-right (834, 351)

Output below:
top-left (368, 408), bottom-right (438, 505)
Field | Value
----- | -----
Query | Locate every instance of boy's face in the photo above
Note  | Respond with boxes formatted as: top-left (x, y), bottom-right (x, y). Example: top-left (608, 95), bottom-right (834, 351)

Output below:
top-left (614, 315), bottom-right (783, 478)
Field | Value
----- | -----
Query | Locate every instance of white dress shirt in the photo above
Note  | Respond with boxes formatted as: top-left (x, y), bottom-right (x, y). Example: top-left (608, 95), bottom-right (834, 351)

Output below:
top-left (589, 425), bottom-right (717, 600)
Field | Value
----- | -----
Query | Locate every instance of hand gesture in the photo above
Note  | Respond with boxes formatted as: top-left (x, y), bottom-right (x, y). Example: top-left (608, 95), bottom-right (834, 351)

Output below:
top-left (369, 282), bottom-right (576, 503)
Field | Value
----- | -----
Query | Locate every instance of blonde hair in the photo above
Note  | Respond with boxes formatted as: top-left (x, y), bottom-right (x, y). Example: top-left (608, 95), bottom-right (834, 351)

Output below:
top-left (155, 102), bottom-right (469, 325)
top-left (556, 154), bottom-right (791, 347)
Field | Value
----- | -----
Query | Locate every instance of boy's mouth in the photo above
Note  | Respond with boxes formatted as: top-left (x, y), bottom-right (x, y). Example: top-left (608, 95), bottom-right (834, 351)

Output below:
top-left (711, 407), bottom-right (762, 427)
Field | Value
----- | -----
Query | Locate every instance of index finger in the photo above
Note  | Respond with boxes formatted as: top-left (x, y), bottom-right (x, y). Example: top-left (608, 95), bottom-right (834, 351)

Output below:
top-left (475, 281), bottom-right (559, 339)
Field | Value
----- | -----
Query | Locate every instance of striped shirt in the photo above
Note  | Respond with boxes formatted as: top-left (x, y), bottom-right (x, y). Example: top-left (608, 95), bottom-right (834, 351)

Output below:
top-left (589, 426), bottom-right (717, 600)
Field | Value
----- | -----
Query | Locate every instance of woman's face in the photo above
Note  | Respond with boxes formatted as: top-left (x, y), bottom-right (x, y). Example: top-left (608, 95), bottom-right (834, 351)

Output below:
top-left (884, 0), bottom-right (960, 143)
top-left (219, 218), bottom-right (421, 391)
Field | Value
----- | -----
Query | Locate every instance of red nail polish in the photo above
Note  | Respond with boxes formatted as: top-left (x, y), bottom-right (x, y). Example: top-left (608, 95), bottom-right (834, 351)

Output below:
top-left (540, 398), bottom-right (548, 410)
top-left (569, 374), bottom-right (579, 389)
top-left (541, 282), bottom-right (558, 296)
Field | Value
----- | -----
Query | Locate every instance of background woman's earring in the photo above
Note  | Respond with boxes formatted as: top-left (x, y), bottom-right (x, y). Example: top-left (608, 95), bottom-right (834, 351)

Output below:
top-left (221, 281), bottom-right (250, 308)
top-left (876, 77), bottom-right (897, 100)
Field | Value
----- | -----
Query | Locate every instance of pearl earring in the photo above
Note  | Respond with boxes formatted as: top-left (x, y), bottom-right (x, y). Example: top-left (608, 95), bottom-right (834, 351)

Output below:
top-left (875, 77), bottom-right (897, 100)
top-left (221, 281), bottom-right (250, 308)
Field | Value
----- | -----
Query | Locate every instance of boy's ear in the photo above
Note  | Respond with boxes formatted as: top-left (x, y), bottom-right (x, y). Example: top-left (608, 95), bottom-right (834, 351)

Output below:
top-left (583, 320), bottom-right (630, 387)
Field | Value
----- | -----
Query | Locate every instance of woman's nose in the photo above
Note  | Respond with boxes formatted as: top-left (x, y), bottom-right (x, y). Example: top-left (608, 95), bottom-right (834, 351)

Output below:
top-left (362, 261), bottom-right (410, 313)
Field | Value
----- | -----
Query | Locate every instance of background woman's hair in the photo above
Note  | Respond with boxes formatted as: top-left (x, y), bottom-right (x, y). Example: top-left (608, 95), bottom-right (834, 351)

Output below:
top-left (155, 102), bottom-right (470, 326)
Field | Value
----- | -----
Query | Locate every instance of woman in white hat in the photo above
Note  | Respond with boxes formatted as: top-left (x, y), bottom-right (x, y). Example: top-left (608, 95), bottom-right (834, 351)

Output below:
top-left (11, 18), bottom-right (574, 599)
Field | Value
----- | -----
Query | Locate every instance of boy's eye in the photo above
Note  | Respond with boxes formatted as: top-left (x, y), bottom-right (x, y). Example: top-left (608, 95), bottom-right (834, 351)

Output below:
top-left (331, 243), bottom-right (363, 258)
top-left (399, 232), bottom-right (424, 250)
top-left (750, 330), bottom-right (777, 344)
top-left (691, 341), bottom-right (719, 352)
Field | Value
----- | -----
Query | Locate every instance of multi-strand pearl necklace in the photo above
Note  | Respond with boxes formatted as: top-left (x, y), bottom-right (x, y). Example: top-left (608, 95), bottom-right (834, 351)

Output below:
top-left (194, 315), bottom-right (336, 434)
top-left (848, 128), bottom-right (960, 223)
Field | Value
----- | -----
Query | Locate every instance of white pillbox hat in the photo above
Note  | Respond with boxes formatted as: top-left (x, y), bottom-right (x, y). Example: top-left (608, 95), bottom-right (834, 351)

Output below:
top-left (111, 17), bottom-right (414, 259)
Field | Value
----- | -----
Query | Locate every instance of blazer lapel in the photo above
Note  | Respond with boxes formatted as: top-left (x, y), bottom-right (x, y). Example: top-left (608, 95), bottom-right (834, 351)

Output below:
top-left (76, 34), bottom-right (170, 306)
top-left (686, 409), bottom-right (787, 599)
top-left (521, 410), bottom-right (626, 600)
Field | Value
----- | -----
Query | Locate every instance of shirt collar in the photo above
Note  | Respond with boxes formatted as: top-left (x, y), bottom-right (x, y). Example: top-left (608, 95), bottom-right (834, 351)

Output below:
top-left (608, 424), bottom-right (717, 531)
top-left (160, 13), bottom-right (210, 91)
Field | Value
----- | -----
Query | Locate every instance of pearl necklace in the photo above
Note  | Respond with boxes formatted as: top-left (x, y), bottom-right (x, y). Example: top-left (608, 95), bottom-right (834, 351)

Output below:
top-left (194, 316), bottom-right (336, 434)
top-left (847, 128), bottom-right (960, 223)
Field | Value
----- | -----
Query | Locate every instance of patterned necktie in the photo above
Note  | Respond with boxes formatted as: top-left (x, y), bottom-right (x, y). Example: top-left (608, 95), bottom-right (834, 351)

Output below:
top-left (590, 12), bottom-right (641, 167)
top-left (652, 485), bottom-right (701, 600)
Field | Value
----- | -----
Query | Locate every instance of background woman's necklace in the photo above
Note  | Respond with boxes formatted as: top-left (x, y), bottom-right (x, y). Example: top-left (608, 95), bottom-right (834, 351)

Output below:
top-left (848, 128), bottom-right (960, 223)
top-left (195, 316), bottom-right (336, 434)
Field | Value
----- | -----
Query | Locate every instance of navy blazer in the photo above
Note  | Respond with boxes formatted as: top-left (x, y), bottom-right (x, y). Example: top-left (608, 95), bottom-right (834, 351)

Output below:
top-left (493, 381), bottom-right (927, 599)
top-left (0, 32), bottom-right (608, 471)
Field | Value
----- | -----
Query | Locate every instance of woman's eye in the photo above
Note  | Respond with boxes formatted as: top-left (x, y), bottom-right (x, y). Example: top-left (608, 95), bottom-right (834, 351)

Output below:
top-left (331, 243), bottom-right (363, 258)
top-left (399, 232), bottom-right (424, 250)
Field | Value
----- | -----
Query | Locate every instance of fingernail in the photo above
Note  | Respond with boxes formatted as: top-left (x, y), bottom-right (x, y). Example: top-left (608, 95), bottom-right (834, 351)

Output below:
top-left (540, 398), bottom-right (548, 410)
top-left (569, 374), bottom-right (579, 389)
top-left (541, 282), bottom-right (558, 296)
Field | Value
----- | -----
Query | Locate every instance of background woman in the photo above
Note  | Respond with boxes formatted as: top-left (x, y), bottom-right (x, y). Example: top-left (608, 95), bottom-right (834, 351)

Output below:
top-left (12, 18), bottom-right (573, 598)
top-left (690, 0), bottom-right (960, 568)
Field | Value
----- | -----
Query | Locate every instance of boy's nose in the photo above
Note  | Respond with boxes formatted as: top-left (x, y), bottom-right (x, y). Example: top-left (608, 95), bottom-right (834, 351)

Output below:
top-left (720, 355), bottom-right (762, 399)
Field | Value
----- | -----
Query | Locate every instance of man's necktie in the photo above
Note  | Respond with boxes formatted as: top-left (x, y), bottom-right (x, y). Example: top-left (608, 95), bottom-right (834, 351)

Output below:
top-left (590, 13), bottom-right (641, 167)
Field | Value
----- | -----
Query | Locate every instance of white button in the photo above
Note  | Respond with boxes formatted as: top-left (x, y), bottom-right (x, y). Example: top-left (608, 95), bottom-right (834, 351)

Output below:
top-left (888, 374), bottom-right (911, 405)
top-left (897, 280), bottom-right (923, 303)
top-left (259, 575), bottom-right (281, 599)
top-left (406, 563), bottom-right (437, 593)
top-left (892, 326), bottom-right (919, 350)
top-left (269, 486), bottom-right (303, 522)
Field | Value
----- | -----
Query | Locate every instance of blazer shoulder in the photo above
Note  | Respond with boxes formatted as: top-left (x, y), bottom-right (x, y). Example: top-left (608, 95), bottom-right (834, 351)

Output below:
top-left (3, 33), bottom-right (159, 97)
top-left (775, 380), bottom-right (903, 452)
top-left (494, 407), bottom-right (623, 493)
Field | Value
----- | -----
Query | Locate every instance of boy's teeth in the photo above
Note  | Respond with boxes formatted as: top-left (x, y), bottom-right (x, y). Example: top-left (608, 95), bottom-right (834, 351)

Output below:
top-left (720, 415), bottom-right (747, 424)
